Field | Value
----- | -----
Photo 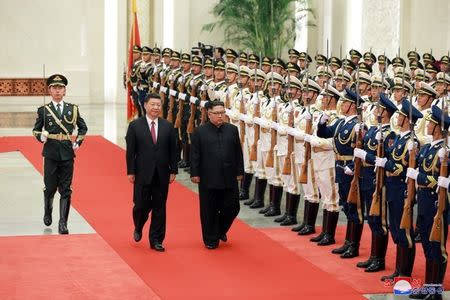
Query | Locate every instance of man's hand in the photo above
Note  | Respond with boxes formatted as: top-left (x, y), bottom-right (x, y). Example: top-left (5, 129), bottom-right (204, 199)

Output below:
top-left (237, 175), bottom-right (243, 181)
top-left (169, 174), bottom-right (176, 183)
top-left (191, 176), bottom-right (200, 184)
top-left (72, 142), bottom-right (79, 150)
top-left (41, 130), bottom-right (49, 143)
top-left (127, 175), bottom-right (135, 183)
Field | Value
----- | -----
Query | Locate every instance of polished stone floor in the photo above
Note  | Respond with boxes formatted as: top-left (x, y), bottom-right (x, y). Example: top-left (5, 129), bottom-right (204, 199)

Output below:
top-left (1, 102), bottom-right (447, 300)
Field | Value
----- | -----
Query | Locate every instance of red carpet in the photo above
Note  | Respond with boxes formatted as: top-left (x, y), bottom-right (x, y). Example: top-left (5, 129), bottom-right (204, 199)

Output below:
top-left (0, 234), bottom-right (159, 300)
top-left (260, 226), bottom-right (450, 295)
top-left (0, 136), bottom-right (364, 299)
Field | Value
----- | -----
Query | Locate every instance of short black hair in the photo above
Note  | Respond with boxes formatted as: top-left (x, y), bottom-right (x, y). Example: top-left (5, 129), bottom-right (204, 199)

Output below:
top-left (206, 100), bottom-right (225, 110)
top-left (144, 93), bottom-right (161, 103)
top-left (216, 47), bottom-right (225, 56)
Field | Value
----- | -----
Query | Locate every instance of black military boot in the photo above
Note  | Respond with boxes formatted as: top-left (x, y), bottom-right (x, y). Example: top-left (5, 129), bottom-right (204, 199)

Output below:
top-left (280, 194), bottom-right (300, 226)
top-left (183, 144), bottom-right (191, 171)
top-left (258, 184), bottom-right (274, 215)
top-left (264, 186), bottom-right (283, 217)
top-left (292, 199), bottom-right (308, 232)
top-left (58, 198), bottom-right (71, 234)
top-left (318, 211), bottom-right (339, 246)
top-left (357, 232), bottom-right (376, 268)
top-left (365, 234), bottom-right (387, 272)
top-left (43, 195), bottom-right (54, 226)
top-left (250, 179), bottom-right (267, 209)
top-left (332, 220), bottom-right (351, 254)
top-left (244, 177), bottom-right (259, 206)
top-left (341, 222), bottom-right (363, 259)
top-left (239, 173), bottom-right (254, 200)
top-left (310, 210), bottom-right (327, 242)
top-left (274, 193), bottom-right (290, 223)
top-left (398, 245), bottom-right (415, 277)
top-left (381, 244), bottom-right (401, 282)
top-left (298, 202), bottom-right (319, 235)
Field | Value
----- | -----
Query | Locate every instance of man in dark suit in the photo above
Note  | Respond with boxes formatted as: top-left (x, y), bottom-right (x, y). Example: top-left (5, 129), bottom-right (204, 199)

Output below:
top-left (126, 93), bottom-right (178, 252)
top-left (32, 74), bottom-right (88, 234)
top-left (190, 101), bottom-right (244, 249)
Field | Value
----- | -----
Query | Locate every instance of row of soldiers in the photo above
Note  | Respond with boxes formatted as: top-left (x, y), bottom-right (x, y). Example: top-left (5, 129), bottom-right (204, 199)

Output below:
top-left (127, 45), bottom-right (450, 299)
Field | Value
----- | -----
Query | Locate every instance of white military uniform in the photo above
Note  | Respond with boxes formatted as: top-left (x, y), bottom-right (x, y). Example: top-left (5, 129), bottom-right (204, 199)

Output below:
top-left (264, 96), bottom-right (284, 187)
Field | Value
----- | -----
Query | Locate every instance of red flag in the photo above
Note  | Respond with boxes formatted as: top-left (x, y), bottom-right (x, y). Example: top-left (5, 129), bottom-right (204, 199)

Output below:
top-left (127, 1), bottom-right (141, 122)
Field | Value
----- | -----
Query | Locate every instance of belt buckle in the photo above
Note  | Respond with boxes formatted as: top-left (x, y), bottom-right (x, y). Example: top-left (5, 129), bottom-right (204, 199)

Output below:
top-left (57, 133), bottom-right (63, 141)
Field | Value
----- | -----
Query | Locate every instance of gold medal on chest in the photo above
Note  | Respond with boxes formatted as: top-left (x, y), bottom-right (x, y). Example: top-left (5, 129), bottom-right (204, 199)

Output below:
top-left (49, 122), bottom-right (53, 126)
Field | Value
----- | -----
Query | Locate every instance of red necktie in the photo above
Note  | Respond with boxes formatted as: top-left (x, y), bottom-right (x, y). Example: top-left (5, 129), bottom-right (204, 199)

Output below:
top-left (151, 121), bottom-right (157, 144)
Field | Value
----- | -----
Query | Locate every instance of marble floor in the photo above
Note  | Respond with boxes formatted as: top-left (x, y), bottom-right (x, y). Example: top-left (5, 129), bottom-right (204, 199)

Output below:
top-left (1, 101), bottom-right (447, 300)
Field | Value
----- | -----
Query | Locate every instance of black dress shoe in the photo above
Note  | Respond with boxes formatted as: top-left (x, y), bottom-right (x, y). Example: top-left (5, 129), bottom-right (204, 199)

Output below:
top-left (365, 259), bottom-right (385, 272)
top-left (239, 190), bottom-right (249, 200)
top-left (414, 233), bottom-right (422, 243)
top-left (340, 243), bottom-right (359, 258)
top-left (357, 256), bottom-right (375, 268)
top-left (298, 225), bottom-right (315, 235)
top-left (43, 214), bottom-right (52, 226)
top-left (280, 216), bottom-right (297, 226)
top-left (317, 233), bottom-right (335, 246)
top-left (249, 200), bottom-right (263, 209)
top-left (310, 232), bottom-right (325, 242)
top-left (205, 243), bottom-right (218, 249)
top-left (133, 230), bottom-right (142, 242)
top-left (58, 222), bottom-right (69, 234)
top-left (292, 223), bottom-right (305, 232)
top-left (264, 207), bottom-right (281, 217)
top-left (220, 234), bottom-right (227, 242)
top-left (380, 271), bottom-right (399, 282)
top-left (150, 243), bottom-right (165, 252)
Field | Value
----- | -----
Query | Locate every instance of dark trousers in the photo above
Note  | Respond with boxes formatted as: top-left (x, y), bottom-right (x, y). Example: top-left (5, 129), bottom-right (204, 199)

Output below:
top-left (44, 158), bottom-right (73, 202)
top-left (133, 170), bottom-right (169, 244)
top-left (198, 183), bottom-right (240, 245)
top-left (386, 180), bottom-right (413, 247)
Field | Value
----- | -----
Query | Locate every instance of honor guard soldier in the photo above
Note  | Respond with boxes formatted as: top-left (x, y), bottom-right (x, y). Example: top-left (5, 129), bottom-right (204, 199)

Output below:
top-left (238, 52), bottom-right (248, 66)
top-left (32, 74), bottom-right (88, 234)
top-left (226, 48), bottom-right (238, 63)
top-left (197, 57), bottom-right (215, 120)
top-left (286, 62), bottom-right (301, 78)
top-left (243, 69), bottom-right (269, 207)
top-left (353, 93), bottom-right (397, 272)
top-left (298, 52), bottom-right (312, 79)
top-left (426, 63), bottom-right (439, 84)
top-left (415, 82), bottom-right (437, 146)
top-left (343, 58), bottom-right (357, 78)
top-left (256, 71), bottom-right (285, 217)
top-left (275, 76), bottom-right (303, 226)
top-left (185, 55), bottom-right (205, 129)
top-left (247, 54), bottom-right (260, 70)
top-left (377, 54), bottom-right (391, 78)
top-left (288, 48), bottom-right (301, 65)
top-left (329, 57), bottom-right (342, 75)
top-left (307, 84), bottom-right (342, 245)
top-left (390, 77), bottom-right (413, 133)
top-left (317, 88), bottom-right (365, 258)
top-left (207, 59), bottom-right (228, 102)
top-left (261, 56), bottom-right (272, 74)
top-left (407, 106), bottom-right (449, 300)
top-left (440, 55), bottom-right (450, 73)
top-left (373, 99), bottom-right (422, 282)
top-left (363, 52), bottom-right (377, 68)
top-left (136, 46), bottom-right (153, 116)
top-left (432, 72), bottom-right (450, 108)
top-left (130, 45), bottom-right (142, 117)
top-left (158, 48), bottom-right (173, 118)
top-left (407, 51), bottom-right (420, 64)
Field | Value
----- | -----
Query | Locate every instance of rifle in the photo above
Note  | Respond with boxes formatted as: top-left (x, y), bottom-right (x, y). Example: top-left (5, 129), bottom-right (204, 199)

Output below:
top-left (400, 47), bottom-right (417, 239)
top-left (299, 48), bottom-right (311, 184)
top-left (187, 58), bottom-right (201, 135)
top-left (430, 94), bottom-right (448, 242)
top-left (282, 74), bottom-right (293, 175)
top-left (370, 53), bottom-right (386, 217)
top-left (175, 54), bottom-right (189, 129)
top-left (166, 70), bottom-right (176, 124)
top-left (238, 57), bottom-right (246, 146)
top-left (265, 65), bottom-right (277, 168)
top-left (347, 64), bottom-right (363, 206)
top-left (249, 54), bottom-right (262, 161)
top-left (224, 63), bottom-right (230, 123)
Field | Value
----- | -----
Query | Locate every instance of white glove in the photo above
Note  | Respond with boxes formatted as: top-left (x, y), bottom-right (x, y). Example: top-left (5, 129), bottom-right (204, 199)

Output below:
top-left (344, 166), bottom-right (354, 176)
top-left (354, 123), bottom-right (361, 133)
top-left (178, 76), bottom-right (184, 84)
top-left (261, 119), bottom-right (272, 129)
top-left (152, 81), bottom-right (159, 89)
top-left (208, 82), bottom-right (216, 91)
top-left (200, 100), bottom-right (207, 108)
top-left (159, 86), bottom-right (168, 94)
top-left (407, 140), bottom-right (417, 151)
top-left (310, 136), bottom-right (321, 148)
top-left (375, 131), bottom-right (382, 141)
top-left (159, 71), bottom-right (164, 78)
top-left (178, 92), bottom-right (187, 100)
top-left (374, 157), bottom-right (387, 168)
top-left (437, 148), bottom-right (447, 161)
top-left (207, 89), bottom-right (215, 100)
top-left (169, 89), bottom-right (177, 97)
top-left (277, 125), bottom-right (287, 135)
top-left (270, 122), bottom-right (279, 131)
top-left (406, 168), bottom-right (419, 180)
top-left (168, 74), bottom-right (173, 82)
top-left (353, 148), bottom-right (367, 161)
top-left (190, 96), bottom-right (198, 104)
top-left (200, 84), bottom-right (207, 91)
top-left (253, 117), bottom-right (262, 126)
top-left (437, 176), bottom-right (450, 189)
top-left (40, 130), bottom-right (49, 143)
top-left (72, 142), bottom-right (79, 150)
top-left (132, 86), bottom-right (138, 92)
top-left (304, 134), bottom-right (312, 143)
top-left (302, 111), bottom-right (312, 120)
top-left (190, 80), bottom-right (196, 88)
top-left (225, 109), bottom-right (232, 117)
top-left (319, 113), bottom-right (329, 124)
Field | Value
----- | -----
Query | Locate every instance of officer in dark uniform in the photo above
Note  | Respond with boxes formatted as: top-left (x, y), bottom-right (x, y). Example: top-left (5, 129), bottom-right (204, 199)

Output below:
top-left (353, 93), bottom-right (397, 272)
top-left (137, 46), bottom-right (153, 117)
top-left (130, 45), bottom-right (142, 117)
top-left (32, 74), bottom-right (88, 234)
top-left (408, 106), bottom-right (449, 300)
top-left (317, 88), bottom-right (365, 259)
top-left (373, 99), bottom-right (422, 282)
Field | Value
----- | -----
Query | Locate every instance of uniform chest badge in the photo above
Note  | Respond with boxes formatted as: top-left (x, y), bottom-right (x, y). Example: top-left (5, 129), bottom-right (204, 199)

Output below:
top-left (68, 111), bottom-right (71, 115)
top-left (428, 154), bottom-right (433, 160)
top-left (398, 145), bottom-right (402, 149)
top-left (344, 129), bottom-right (348, 134)
top-left (49, 122), bottom-right (53, 125)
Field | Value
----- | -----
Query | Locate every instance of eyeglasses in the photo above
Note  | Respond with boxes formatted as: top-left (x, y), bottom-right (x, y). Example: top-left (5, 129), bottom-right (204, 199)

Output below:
top-left (209, 111), bottom-right (226, 115)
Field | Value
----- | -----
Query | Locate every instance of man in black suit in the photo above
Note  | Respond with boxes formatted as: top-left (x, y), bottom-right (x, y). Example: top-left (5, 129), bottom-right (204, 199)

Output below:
top-left (126, 93), bottom-right (178, 252)
top-left (190, 101), bottom-right (244, 249)
top-left (32, 74), bottom-right (88, 234)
